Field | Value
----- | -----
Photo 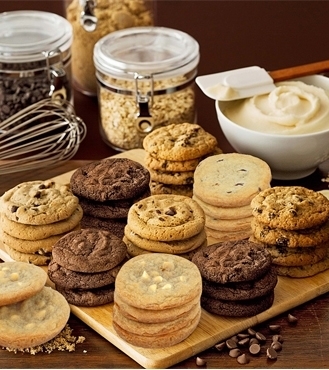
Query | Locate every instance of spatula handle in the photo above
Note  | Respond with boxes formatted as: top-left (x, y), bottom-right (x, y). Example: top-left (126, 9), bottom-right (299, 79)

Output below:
top-left (269, 60), bottom-right (329, 82)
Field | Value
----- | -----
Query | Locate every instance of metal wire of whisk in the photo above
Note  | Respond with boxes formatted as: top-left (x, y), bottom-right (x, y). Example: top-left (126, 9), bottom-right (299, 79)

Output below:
top-left (0, 98), bottom-right (87, 174)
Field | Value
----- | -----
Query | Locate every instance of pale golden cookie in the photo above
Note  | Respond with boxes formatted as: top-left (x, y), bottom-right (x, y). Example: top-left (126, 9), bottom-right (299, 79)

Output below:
top-left (0, 205), bottom-right (83, 240)
top-left (0, 286), bottom-right (70, 349)
top-left (3, 243), bottom-right (51, 266)
top-left (0, 180), bottom-right (79, 225)
top-left (193, 153), bottom-right (271, 207)
top-left (145, 152), bottom-right (201, 172)
top-left (150, 181), bottom-right (193, 197)
top-left (127, 195), bottom-right (205, 241)
top-left (205, 214), bottom-right (253, 232)
top-left (205, 226), bottom-right (251, 242)
top-left (0, 262), bottom-right (47, 306)
top-left (149, 168), bottom-right (194, 185)
top-left (115, 253), bottom-right (202, 310)
top-left (143, 123), bottom-right (218, 161)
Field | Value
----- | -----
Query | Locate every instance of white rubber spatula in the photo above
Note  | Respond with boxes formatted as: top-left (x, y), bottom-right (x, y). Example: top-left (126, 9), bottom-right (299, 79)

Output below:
top-left (196, 59), bottom-right (329, 101)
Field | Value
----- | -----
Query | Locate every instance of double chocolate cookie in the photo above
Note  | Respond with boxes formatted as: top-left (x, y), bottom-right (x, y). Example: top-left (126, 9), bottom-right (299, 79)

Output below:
top-left (192, 240), bottom-right (277, 317)
top-left (48, 228), bottom-right (127, 306)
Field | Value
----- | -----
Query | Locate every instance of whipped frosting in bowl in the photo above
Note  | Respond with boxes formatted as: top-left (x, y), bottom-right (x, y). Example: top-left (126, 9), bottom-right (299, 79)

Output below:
top-left (216, 75), bottom-right (329, 180)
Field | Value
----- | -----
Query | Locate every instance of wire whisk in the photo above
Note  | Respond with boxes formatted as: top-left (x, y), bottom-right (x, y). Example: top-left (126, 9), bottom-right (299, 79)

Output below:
top-left (0, 98), bottom-right (87, 174)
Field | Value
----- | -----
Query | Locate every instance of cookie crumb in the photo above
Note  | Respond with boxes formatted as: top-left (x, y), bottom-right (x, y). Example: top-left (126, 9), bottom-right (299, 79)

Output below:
top-left (1, 324), bottom-right (85, 355)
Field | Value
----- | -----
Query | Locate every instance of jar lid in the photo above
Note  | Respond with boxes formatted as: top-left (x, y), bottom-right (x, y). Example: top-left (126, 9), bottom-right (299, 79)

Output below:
top-left (0, 10), bottom-right (72, 62)
top-left (94, 27), bottom-right (199, 79)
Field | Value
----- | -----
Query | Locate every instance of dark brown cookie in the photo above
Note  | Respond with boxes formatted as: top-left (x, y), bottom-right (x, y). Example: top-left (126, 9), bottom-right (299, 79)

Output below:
top-left (70, 158), bottom-right (150, 202)
top-left (56, 284), bottom-right (115, 307)
top-left (201, 291), bottom-right (274, 317)
top-left (79, 189), bottom-right (150, 219)
top-left (192, 240), bottom-right (271, 284)
top-left (80, 215), bottom-right (126, 239)
top-left (51, 228), bottom-right (127, 273)
top-left (202, 266), bottom-right (277, 301)
top-left (48, 260), bottom-right (126, 290)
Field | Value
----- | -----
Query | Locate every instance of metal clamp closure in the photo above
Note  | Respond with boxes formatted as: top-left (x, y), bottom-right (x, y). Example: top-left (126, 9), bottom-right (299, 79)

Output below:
top-left (44, 49), bottom-right (70, 102)
top-left (80, 0), bottom-right (97, 32)
top-left (134, 73), bottom-right (154, 134)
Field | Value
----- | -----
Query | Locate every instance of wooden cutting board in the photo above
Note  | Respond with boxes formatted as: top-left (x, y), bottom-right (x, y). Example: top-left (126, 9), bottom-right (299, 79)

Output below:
top-left (1, 149), bottom-right (329, 369)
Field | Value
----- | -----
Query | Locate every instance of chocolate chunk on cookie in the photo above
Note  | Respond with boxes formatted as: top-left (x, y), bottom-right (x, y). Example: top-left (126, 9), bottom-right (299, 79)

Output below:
top-left (192, 240), bottom-right (272, 284)
top-left (70, 158), bottom-right (150, 202)
top-left (51, 228), bottom-right (127, 273)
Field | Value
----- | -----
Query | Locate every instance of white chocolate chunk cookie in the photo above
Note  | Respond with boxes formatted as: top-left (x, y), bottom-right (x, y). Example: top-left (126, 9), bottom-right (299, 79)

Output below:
top-left (0, 286), bottom-right (70, 349)
top-left (0, 262), bottom-right (47, 306)
top-left (0, 180), bottom-right (79, 225)
top-left (127, 194), bottom-right (205, 241)
top-left (114, 253), bottom-right (202, 310)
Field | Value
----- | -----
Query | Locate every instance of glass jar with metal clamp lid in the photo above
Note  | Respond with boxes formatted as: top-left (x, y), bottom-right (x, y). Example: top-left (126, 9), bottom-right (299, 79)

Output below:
top-left (93, 26), bottom-right (200, 151)
top-left (0, 10), bottom-right (73, 123)
top-left (65, 0), bottom-right (154, 96)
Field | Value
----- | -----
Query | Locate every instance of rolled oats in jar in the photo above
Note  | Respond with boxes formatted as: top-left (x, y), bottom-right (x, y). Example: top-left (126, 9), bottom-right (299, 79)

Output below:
top-left (93, 26), bottom-right (200, 151)
top-left (0, 11), bottom-right (72, 122)
top-left (65, 0), bottom-right (154, 96)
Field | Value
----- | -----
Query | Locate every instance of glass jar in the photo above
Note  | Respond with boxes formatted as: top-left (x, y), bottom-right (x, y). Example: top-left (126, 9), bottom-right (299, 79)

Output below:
top-left (65, 0), bottom-right (154, 96)
top-left (94, 26), bottom-right (200, 151)
top-left (0, 10), bottom-right (73, 123)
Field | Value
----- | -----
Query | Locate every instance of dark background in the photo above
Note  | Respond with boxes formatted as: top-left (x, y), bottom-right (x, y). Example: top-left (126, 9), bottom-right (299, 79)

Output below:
top-left (1, 0), bottom-right (329, 159)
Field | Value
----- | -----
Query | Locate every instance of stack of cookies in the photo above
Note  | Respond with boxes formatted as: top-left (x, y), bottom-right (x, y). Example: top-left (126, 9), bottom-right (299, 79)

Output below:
top-left (48, 228), bottom-right (128, 306)
top-left (113, 253), bottom-right (202, 348)
top-left (143, 122), bottom-right (219, 197)
top-left (250, 186), bottom-right (329, 278)
top-left (0, 261), bottom-right (70, 349)
top-left (192, 240), bottom-right (277, 317)
top-left (70, 158), bottom-right (150, 239)
top-left (193, 153), bottom-right (272, 242)
top-left (123, 194), bottom-right (206, 259)
top-left (0, 180), bottom-right (82, 266)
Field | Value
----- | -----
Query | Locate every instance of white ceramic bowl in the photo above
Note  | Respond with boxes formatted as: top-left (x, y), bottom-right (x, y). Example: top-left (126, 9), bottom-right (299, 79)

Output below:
top-left (215, 75), bottom-right (329, 180)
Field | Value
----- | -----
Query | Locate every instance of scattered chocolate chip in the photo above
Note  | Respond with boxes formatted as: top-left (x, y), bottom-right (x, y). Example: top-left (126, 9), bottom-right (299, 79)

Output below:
top-left (238, 337), bottom-right (250, 347)
top-left (249, 343), bottom-right (261, 355)
top-left (255, 331), bottom-right (266, 342)
top-left (272, 334), bottom-right (284, 343)
top-left (195, 357), bottom-right (207, 366)
top-left (237, 353), bottom-right (249, 365)
top-left (237, 333), bottom-right (250, 339)
top-left (266, 347), bottom-right (278, 360)
top-left (229, 348), bottom-right (241, 358)
top-left (287, 313), bottom-right (298, 324)
top-left (271, 341), bottom-right (282, 351)
top-left (215, 342), bottom-right (226, 352)
top-left (247, 328), bottom-right (256, 336)
top-left (249, 337), bottom-right (259, 345)
top-left (269, 324), bottom-right (281, 332)
top-left (226, 338), bottom-right (238, 349)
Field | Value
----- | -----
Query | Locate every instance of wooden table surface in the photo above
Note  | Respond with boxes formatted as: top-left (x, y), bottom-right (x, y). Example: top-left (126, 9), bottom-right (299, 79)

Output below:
top-left (2, 1), bottom-right (329, 368)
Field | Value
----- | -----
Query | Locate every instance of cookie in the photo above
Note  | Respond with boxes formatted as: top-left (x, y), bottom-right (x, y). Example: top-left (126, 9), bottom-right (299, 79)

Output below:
top-left (193, 153), bottom-right (271, 207)
top-left (80, 214), bottom-right (126, 239)
top-left (145, 152), bottom-right (202, 172)
top-left (202, 266), bottom-right (277, 301)
top-left (251, 218), bottom-right (329, 248)
top-left (48, 260), bottom-right (124, 290)
top-left (143, 123), bottom-right (218, 161)
top-left (205, 226), bottom-right (251, 243)
top-left (251, 186), bottom-right (329, 230)
top-left (56, 284), bottom-right (115, 307)
top-left (0, 205), bottom-right (83, 240)
top-left (193, 195), bottom-right (252, 220)
top-left (51, 228), bottom-right (127, 273)
top-left (201, 291), bottom-right (274, 317)
top-left (0, 180), bottom-right (79, 225)
top-left (112, 308), bottom-right (201, 348)
top-left (192, 240), bottom-right (272, 284)
top-left (148, 168), bottom-right (194, 185)
top-left (3, 243), bottom-right (52, 266)
top-left (70, 158), bottom-right (150, 202)
top-left (0, 286), bottom-right (70, 349)
top-left (115, 253), bottom-right (202, 310)
top-left (0, 262), bottom-right (47, 306)
top-left (78, 188), bottom-right (150, 219)
top-left (275, 249), bottom-right (329, 277)
top-left (205, 214), bottom-right (253, 232)
top-left (114, 291), bottom-right (201, 324)
top-left (150, 181), bottom-right (193, 197)
top-left (127, 194), bottom-right (205, 241)
top-left (124, 225), bottom-right (207, 254)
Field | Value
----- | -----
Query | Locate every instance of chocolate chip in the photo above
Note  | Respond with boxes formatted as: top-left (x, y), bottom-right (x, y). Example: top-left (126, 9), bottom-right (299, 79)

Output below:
top-left (266, 347), bottom-right (278, 360)
top-left (272, 334), bottom-right (284, 343)
top-left (287, 313), bottom-right (298, 324)
top-left (249, 343), bottom-right (261, 355)
top-left (226, 338), bottom-right (238, 349)
top-left (238, 337), bottom-right (250, 347)
top-left (247, 328), bottom-right (256, 336)
top-left (255, 331), bottom-right (266, 342)
top-left (195, 357), bottom-right (206, 366)
top-left (214, 342), bottom-right (226, 351)
top-left (237, 353), bottom-right (249, 365)
top-left (271, 341), bottom-right (282, 351)
top-left (249, 338), bottom-right (259, 345)
top-left (229, 348), bottom-right (241, 358)
top-left (269, 324), bottom-right (281, 332)
top-left (10, 205), bottom-right (18, 213)
top-left (165, 207), bottom-right (176, 216)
